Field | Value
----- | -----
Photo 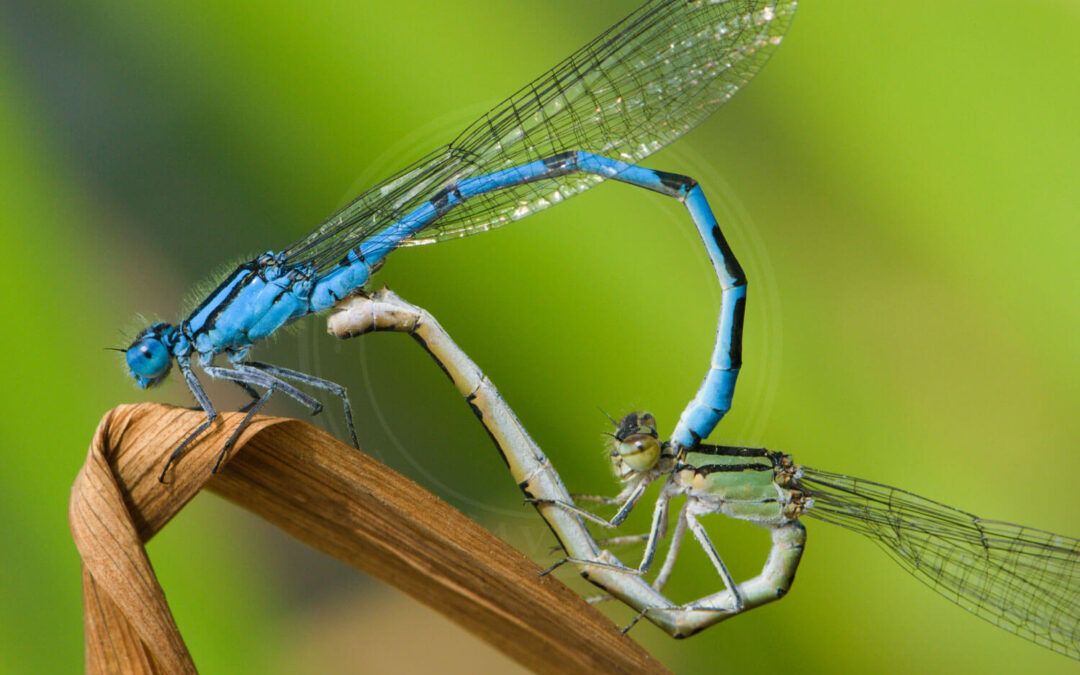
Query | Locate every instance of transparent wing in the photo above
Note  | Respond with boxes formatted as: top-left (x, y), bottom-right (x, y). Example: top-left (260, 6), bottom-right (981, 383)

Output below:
top-left (285, 0), bottom-right (796, 272)
top-left (797, 467), bottom-right (1080, 661)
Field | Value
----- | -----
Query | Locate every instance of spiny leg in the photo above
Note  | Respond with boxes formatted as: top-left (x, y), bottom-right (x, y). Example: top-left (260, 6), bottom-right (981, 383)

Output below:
top-left (213, 387), bottom-right (273, 472)
top-left (161, 361), bottom-right (219, 482)
top-left (550, 479), bottom-right (677, 580)
top-left (623, 604), bottom-right (734, 637)
top-left (551, 481), bottom-right (675, 577)
top-left (638, 521), bottom-right (807, 637)
top-left (618, 601), bottom-right (734, 636)
top-left (540, 479), bottom-right (673, 578)
top-left (243, 360), bottom-right (358, 447)
top-left (529, 477), bottom-right (651, 529)
top-left (682, 507), bottom-right (743, 613)
top-left (204, 364), bottom-right (322, 412)
top-left (549, 530), bottom-right (648, 554)
top-left (652, 500), bottom-right (690, 593)
top-left (570, 479), bottom-right (673, 547)
top-left (635, 485), bottom-right (674, 574)
top-left (539, 556), bottom-right (643, 577)
top-left (164, 360), bottom-right (322, 477)
top-left (234, 380), bottom-right (261, 412)
top-left (593, 534), bottom-right (651, 548)
top-left (200, 363), bottom-right (326, 469)
top-left (622, 523), bottom-right (806, 637)
top-left (589, 505), bottom-right (685, 608)
top-left (570, 493), bottom-right (623, 506)
top-left (686, 510), bottom-right (743, 612)
top-left (182, 380), bottom-right (258, 412)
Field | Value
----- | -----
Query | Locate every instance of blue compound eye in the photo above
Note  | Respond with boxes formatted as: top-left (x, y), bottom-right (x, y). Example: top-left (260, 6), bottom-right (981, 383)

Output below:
top-left (126, 337), bottom-right (171, 386)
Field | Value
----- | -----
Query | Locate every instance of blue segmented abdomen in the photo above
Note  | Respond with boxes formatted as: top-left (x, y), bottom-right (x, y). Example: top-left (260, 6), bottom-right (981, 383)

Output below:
top-left (307, 158), bottom-right (575, 313)
top-left (670, 185), bottom-right (747, 449)
top-left (308, 250), bottom-right (376, 313)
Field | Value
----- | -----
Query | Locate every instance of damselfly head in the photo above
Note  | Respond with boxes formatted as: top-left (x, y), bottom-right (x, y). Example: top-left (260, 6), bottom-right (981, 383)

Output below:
top-left (611, 412), bottom-right (661, 472)
top-left (125, 322), bottom-right (176, 388)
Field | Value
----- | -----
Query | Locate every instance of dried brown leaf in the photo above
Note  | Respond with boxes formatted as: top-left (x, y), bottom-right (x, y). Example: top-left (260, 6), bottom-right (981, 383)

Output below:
top-left (69, 403), bottom-right (668, 674)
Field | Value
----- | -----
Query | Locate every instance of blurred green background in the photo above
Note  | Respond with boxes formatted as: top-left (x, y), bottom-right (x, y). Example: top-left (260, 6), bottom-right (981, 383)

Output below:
top-left (3, 0), bottom-right (1079, 672)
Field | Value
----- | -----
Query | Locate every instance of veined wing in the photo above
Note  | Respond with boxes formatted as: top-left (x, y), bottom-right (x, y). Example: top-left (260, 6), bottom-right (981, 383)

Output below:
top-left (285, 0), bottom-right (796, 273)
top-left (797, 467), bottom-right (1080, 661)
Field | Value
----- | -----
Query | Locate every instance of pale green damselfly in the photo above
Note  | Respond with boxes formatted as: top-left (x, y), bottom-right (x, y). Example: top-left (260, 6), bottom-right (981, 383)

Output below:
top-left (551, 412), bottom-right (1080, 661)
top-left (327, 290), bottom-right (1080, 661)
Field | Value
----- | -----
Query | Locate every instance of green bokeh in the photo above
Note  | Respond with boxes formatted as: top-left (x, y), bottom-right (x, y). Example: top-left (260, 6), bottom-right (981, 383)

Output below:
top-left (2, 1), bottom-right (1078, 672)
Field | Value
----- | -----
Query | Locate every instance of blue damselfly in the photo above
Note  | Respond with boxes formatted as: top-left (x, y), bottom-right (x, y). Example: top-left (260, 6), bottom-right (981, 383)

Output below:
top-left (122, 1), bottom-right (795, 476)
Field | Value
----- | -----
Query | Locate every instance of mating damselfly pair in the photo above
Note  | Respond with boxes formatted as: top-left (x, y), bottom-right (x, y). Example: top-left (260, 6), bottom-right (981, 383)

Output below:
top-left (117, 0), bottom-right (1080, 666)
